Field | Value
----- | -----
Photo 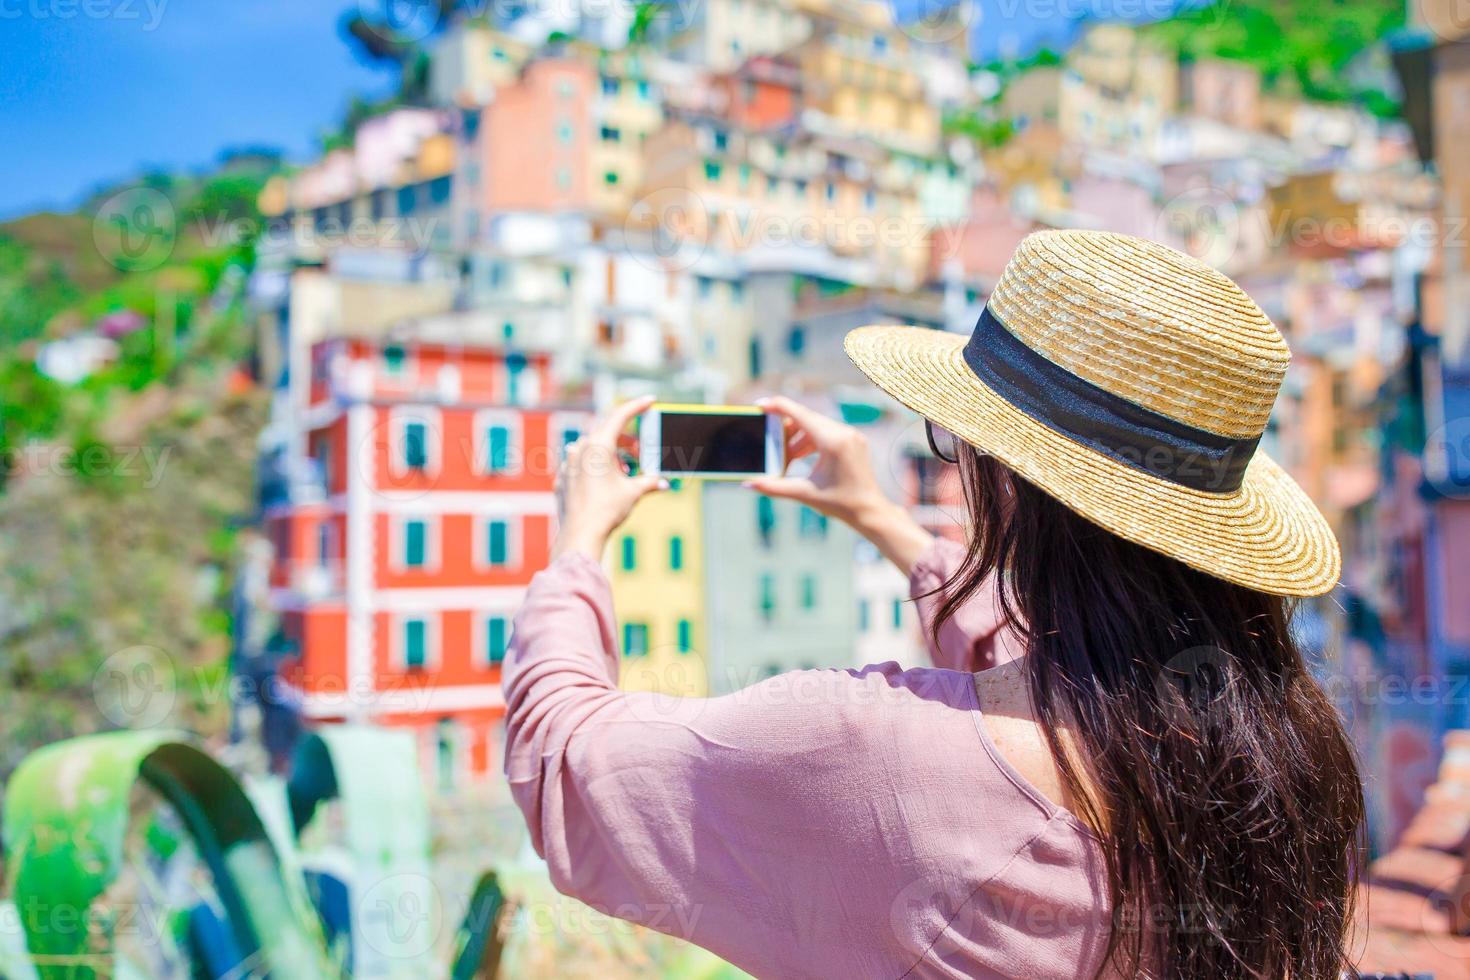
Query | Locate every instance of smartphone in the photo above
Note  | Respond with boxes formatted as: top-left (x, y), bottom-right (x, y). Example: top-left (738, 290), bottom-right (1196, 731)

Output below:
top-left (639, 403), bottom-right (784, 479)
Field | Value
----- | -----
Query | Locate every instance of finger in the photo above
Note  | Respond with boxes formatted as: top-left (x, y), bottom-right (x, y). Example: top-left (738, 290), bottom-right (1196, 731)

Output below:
top-left (743, 475), bottom-right (821, 505)
top-left (634, 473), bottom-right (671, 498)
top-left (758, 396), bottom-right (843, 448)
top-left (591, 395), bottom-right (656, 446)
top-left (784, 422), bottom-right (816, 464)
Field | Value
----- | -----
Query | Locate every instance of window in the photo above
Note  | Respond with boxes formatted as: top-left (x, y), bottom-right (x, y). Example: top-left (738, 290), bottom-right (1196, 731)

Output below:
top-left (313, 435), bottom-right (332, 489)
top-left (486, 519), bottom-right (511, 567)
top-left (604, 170), bottom-right (620, 186)
top-left (600, 125), bottom-right (621, 142)
top-left (485, 616), bottom-right (509, 664)
top-left (403, 618), bottom-right (429, 669)
top-left (704, 159), bottom-right (722, 182)
top-left (794, 179), bottom-right (807, 195)
top-left (556, 168), bottom-right (571, 190)
top-left (739, 163), bottom-right (752, 187)
top-left (730, 280), bottom-right (744, 302)
top-left (757, 496), bottom-right (776, 546)
top-left (428, 176), bottom-right (451, 206)
top-left (464, 208), bottom-right (480, 239)
top-left (766, 175), bottom-right (779, 194)
top-left (623, 622), bottom-right (649, 656)
top-left (713, 129), bottom-right (728, 152)
top-left (402, 420), bottom-right (429, 470)
top-left (800, 574), bottom-right (817, 610)
top-left (864, 189), bottom-right (876, 211)
top-left (620, 535), bottom-right (637, 571)
top-left (383, 344), bottom-right (407, 375)
top-left (788, 326), bottom-right (806, 357)
top-left (636, 79), bottom-right (650, 99)
top-left (697, 276), bottom-right (713, 299)
top-left (825, 182), bottom-right (836, 203)
top-left (858, 598), bottom-right (871, 632)
top-left (317, 521), bottom-right (333, 566)
top-left (556, 120), bottom-right (574, 144)
top-left (759, 574), bottom-right (777, 621)
top-left (892, 599), bottom-right (904, 629)
top-left (502, 321), bottom-right (514, 342)
top-left (396, 186), bottom-right (416, 215)
top-left (669, 535), bottom-right (684, 570)
top-left (404, 519), bottom-right (429, 568)
top-left (485, 423), bottom-right (513, 473)
top-left (601, 75), bottom-right (620, 96)
top-left (677, 618), bottom-right (693, 653)
top-left (799, 506), bottom-right (828, 539)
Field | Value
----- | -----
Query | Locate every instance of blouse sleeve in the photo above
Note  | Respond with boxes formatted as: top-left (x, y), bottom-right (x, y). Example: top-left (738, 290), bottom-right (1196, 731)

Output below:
top-left (501, 552), bottom-right (1002, 978)
top-left (908, 537), bottom-right (1011, 672)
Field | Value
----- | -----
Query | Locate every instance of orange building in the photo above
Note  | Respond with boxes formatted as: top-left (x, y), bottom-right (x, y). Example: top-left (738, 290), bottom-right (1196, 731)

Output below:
top-left (266, 337), bottom-right (589, 786)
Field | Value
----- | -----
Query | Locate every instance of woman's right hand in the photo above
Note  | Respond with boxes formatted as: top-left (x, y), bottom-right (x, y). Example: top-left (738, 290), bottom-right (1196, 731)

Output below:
top-left (746, 396), bottom-right (934, 574)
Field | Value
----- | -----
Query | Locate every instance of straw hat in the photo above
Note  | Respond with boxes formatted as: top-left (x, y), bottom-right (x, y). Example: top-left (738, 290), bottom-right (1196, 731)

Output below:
top-left (845, 229), bottom-right (1340, 597)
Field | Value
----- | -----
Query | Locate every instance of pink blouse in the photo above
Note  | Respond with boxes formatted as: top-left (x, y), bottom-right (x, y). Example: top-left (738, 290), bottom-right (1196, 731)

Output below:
top-left (503, 538), bottom-right (1110, 979)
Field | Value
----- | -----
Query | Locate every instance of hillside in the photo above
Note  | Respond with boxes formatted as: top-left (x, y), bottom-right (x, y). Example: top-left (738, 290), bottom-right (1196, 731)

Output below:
top-left (1140, 0), bottom-right (1406, 114)
top-left (0, 169), bottom-right (272, 774)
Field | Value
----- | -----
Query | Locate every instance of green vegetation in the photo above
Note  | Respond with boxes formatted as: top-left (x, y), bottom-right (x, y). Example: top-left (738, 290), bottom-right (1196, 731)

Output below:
top-left (0, 168), bottom-right (272, 777)
top-left (1139, 0), bottom-right (1406, 114)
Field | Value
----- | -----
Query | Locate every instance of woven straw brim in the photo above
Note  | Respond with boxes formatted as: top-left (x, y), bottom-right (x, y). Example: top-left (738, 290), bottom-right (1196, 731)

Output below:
top-left (845, 325), bottom-right (1341, 597)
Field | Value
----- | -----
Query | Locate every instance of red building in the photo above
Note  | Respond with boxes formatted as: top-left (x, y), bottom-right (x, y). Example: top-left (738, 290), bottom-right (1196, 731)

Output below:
top-left (265, 337), bottom-right (589, 785)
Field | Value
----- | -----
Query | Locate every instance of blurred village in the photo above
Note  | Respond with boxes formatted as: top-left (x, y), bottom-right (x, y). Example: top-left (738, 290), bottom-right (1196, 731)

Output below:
top-left (4, 0), bottom-right (1470, 975)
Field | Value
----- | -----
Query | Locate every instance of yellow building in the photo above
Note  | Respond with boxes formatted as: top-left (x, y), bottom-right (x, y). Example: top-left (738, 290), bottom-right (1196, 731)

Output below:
top-left (606, 480), bottom-right (708, 697)
top-left (583, 48), bottom-right (666, 216)
top-left (634, 118), bottom-right (932, 285)
top-left (794, 17), bottom-right (941, 154)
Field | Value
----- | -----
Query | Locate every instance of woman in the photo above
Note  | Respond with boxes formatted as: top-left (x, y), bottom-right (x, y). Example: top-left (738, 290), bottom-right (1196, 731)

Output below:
top-left (503, 231), bottom-right (1364, 978)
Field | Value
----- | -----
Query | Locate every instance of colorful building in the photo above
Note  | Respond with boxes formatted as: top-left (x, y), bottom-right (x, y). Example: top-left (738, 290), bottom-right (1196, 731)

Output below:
top-left (263, 335), bottom-right (589, 787)
top-left (701, 483), bottom-right (858, 693)
top-left (607, 481), bottom-right (709, 698)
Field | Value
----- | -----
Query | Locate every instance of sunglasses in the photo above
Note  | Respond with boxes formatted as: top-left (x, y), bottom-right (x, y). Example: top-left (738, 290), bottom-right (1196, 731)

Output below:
top-left (925, 419), bottom-right (960, 464)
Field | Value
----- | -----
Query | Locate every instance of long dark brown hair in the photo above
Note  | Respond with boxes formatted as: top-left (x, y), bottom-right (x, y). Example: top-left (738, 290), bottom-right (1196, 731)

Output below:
top-left (932, 447), bottom-right (1364, 979)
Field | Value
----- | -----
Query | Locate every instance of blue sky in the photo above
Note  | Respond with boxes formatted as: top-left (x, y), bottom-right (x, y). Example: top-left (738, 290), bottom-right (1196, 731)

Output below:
top-left (0, 0), bottom-right (1093, 221)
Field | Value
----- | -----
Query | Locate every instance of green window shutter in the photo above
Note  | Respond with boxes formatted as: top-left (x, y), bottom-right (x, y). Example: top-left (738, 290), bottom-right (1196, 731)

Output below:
top-left (487, 617), bottom-right (508, 664)
top-left (487, 521), bottom-right (509, 566)
top-left (623, 622), bottom-right (649, 656)
top-left (858, 599), bottom-right (870, 631)
top-left (487, 425), bottom-right (511, 473)
top-left (677, 618), bottom-right (692, 653)
top-left (405, 619), bottom-right (428, 668)
top-left (801, 574), bottom-right (817, 609)
top-left (759, 573), bottom-right (776, 620)
top-left (757, 496), bottom-right (776, 545)
top-left (669, 535), bottom-right (683, 571)
top-left (405, 520), bottom-right (427, 567)
top-left (621, 535), bottom-right (637, 571)
top-left (892, 599), bottom-right (904, 629)
top-left (404, 421), bottom-right (428, 470)
top-left (384, 345), bottom-right (406, 374)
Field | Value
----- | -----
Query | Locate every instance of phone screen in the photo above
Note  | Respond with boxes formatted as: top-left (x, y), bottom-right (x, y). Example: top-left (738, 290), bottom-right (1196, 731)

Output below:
top-left (659, 411), bottom-right (768, 474)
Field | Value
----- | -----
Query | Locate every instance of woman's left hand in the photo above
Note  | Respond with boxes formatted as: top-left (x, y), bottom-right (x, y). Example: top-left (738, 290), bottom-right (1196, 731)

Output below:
top-left (553, 396), bottom-right (667, 561)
